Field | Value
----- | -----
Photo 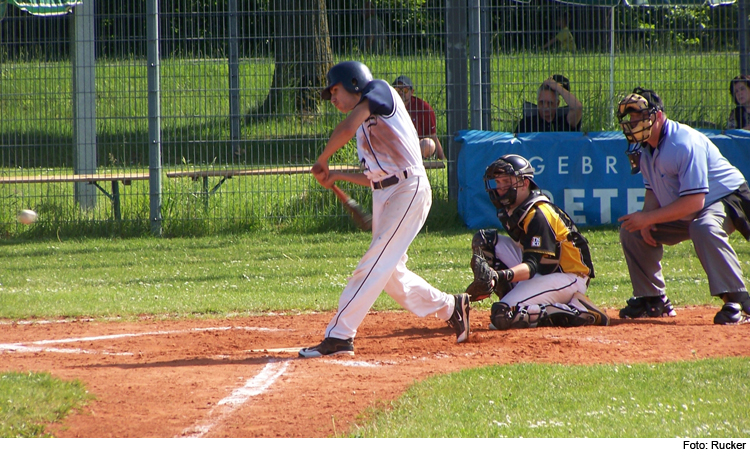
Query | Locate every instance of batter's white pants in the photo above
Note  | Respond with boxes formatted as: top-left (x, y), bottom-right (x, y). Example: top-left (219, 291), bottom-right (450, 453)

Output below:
top-left (325, 175), bottom-right (455, 341)
top-left (494, 235), bottom-right (589, 308)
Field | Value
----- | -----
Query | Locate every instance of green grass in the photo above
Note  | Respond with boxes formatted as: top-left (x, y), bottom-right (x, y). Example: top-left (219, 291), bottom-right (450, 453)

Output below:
top-left (0, 371), bottom-right (91, 438)
top-left (1, 229), bottom-right (748, 438)
top-left (348, 358), bottom-right (750, 438)
top-left (1, 226), bottom-right (748, 320)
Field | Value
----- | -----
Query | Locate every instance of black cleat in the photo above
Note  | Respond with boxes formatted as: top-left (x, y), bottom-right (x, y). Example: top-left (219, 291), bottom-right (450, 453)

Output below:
top-left (298, 337), bottom-right (354, 358)
top-left (448, 293), bottom-right (471, 343)
top-left (619, 296), bottom-right (676, 319)
top-left (713, 302), bottom-right (750, 325)
top-left (572, 292), bottom-right (610, 326)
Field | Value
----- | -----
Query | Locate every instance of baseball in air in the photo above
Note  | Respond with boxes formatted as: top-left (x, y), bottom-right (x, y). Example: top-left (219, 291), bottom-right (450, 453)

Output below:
top-left (17, 209), bottom-right (38, 225)
top-left (420, 138), bottom-right (436, 158)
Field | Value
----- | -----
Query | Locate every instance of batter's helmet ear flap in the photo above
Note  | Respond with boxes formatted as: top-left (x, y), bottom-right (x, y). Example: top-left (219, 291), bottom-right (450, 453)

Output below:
top-left (321, 61), bottom-right (373, 100)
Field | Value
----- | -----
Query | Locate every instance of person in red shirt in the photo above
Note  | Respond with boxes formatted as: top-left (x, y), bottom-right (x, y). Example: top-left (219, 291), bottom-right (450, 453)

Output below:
top-left (392, 76), bottom-right (446, 160)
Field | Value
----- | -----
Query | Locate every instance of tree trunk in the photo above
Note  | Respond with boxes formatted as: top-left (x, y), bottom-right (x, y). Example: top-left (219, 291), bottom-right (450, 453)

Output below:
top-left (249, 0), bottom-right (333, 119)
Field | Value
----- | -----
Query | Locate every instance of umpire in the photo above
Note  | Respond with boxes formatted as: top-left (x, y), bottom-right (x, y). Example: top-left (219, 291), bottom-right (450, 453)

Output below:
top-left (616, 87), bottom-right (750, 325)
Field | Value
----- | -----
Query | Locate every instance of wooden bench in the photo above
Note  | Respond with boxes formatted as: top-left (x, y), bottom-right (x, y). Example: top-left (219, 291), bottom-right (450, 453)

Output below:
top-left (166, 160), bottom-right (446, 208)
top-left (0, 172), bottom-right (149, 221)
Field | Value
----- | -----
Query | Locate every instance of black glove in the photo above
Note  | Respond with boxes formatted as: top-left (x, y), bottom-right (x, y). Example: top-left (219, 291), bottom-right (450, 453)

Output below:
top-left (465, 254), bottom-right (499, 302)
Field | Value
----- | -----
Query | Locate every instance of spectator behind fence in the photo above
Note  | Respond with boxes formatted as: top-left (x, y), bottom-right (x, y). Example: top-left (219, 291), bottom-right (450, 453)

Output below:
top-left (727, 75), bottom-right (750, 131)
top-left (515, 75), bottom-right (582, 133)
top-left (361, 1), bottom-right (387, 54)
top-left (542, 14), bottom-right (576, 52)
top-left (392, 75), bottom-right (446, 160)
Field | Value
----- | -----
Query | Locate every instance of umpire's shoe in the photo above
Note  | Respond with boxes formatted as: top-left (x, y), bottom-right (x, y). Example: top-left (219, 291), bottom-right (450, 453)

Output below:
top-left (619, 295), bottom-right (676, 319)
top-left (298, 337), bottom-right (355, 358)
top-left (713, 302), bottom-right (750, 325)
top-left (448, 293), bottom-right (471, 343)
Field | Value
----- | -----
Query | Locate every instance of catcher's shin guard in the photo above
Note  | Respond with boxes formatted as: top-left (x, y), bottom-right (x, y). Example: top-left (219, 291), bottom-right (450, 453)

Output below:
top-left (490, 302), bottom-right (547, 330)
top-left (543, 303), bottom-right (591, 327)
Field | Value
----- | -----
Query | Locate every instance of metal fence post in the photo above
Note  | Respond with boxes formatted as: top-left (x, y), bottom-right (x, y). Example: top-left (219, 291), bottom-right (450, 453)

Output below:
top-left (147, 0), bottom-right (162, 236)
top-left (445, 0), bottom-right (468, 201)
top-left (228, 0), bottom-right (241, 159)
top-left (469, 0), bottom-right (483, 131)
top-left (481, 0), bottom-right (492, 132)
top-left (72, 0), bottom-right (97, 210)
top-left (741, 0), bottom-right (749, 75)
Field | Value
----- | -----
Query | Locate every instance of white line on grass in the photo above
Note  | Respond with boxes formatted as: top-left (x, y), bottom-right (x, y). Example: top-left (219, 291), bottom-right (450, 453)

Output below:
top-left (179, 359), bottom-right (291, 438)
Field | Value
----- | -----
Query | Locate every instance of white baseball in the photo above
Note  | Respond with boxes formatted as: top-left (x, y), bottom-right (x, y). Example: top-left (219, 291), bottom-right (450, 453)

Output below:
top-left (17, 209), bottom-right (38, 225)
top-left (420, 138), bottom-right (436, 158)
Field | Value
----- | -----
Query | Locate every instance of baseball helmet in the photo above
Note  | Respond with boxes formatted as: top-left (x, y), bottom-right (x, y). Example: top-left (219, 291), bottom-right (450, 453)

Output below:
top-left (730, 75), bottom-right (750, 105)
top-left (321, 61), bottom-right (373, 100)
top-left (484, 154), bottom-right (537, 209)
top-left (617, 87), bottom-right (662, 144)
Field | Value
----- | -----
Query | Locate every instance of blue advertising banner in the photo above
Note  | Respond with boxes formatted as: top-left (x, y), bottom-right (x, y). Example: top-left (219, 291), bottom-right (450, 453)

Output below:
top-left (456, 129), bottom-right (750, 230)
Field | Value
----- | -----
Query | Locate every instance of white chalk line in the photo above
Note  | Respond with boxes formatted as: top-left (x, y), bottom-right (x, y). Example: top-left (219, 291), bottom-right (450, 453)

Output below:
top-left (322, 359), bottom-right (384, 368)
top-left (179, 359), bottom-right (291, 438)
top-left (0, 326), bottom-right (287, 356)
top-left (2, 322), bottom-right (393, 437)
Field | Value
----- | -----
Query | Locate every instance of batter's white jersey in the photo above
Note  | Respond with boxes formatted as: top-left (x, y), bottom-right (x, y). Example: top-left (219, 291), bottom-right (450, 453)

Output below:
top-left (324, 80), bottom-right (454, 340)
top-left (356, 80), bottom-right (426, 183)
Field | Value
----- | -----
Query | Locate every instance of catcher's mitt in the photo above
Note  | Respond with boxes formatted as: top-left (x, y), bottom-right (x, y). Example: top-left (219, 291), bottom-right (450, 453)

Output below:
top-left (465, 253), bottom-right (499, 301)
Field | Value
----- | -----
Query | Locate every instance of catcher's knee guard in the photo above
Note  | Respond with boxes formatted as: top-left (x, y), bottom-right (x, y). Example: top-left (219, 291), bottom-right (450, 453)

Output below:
top-left (490, 303), bottom-right (547, 330)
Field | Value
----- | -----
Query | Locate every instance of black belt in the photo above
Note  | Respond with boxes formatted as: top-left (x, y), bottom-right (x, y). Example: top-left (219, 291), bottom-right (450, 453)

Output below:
top-left (373, 170), bottom-right (408, 190)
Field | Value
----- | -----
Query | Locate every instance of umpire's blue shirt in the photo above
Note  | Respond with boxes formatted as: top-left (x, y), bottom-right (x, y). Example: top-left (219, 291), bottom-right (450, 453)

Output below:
top-left (640, 119), bottom-right (746, 207)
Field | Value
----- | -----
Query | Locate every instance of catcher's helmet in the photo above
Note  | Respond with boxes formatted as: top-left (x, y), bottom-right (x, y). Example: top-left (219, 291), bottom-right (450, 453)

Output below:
top-left (617, 87), bottom-right (662, 144)
top-left (730, 75), bottom-right (750, 105)
top-left (321, 61), bottom-right (373, 100)
top-left (484, 154), bottom-right (537, 209)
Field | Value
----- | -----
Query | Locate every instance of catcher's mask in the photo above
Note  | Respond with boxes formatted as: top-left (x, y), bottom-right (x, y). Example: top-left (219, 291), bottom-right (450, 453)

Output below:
top-left (484, 154), bottom-right (537, 209)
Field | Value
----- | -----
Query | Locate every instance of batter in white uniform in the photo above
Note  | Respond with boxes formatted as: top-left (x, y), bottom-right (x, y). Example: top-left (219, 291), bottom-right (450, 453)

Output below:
top-left (299, 61), bottom-right (470, 358)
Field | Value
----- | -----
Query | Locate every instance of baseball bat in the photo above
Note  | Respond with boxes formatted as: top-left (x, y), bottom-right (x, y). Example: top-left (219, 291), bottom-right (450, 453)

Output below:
top-left (331, 185), bottom-right (372, 231)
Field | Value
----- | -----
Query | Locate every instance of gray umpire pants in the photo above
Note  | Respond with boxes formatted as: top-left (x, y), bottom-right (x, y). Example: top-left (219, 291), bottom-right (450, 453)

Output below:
top-left (620, 200), bottom-right (747, 298)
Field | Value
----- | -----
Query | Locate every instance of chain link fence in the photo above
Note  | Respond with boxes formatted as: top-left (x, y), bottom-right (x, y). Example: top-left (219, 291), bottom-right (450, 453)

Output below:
top-left (0, 0), bottom-right (747, 237)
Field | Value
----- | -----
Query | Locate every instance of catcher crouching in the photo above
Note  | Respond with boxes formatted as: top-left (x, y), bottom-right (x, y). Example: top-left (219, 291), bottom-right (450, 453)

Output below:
top-left (465, 154), bottom-right (609, 330)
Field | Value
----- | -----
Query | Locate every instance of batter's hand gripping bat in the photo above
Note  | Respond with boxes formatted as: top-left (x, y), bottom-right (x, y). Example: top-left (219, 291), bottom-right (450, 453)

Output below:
top-left (331, 185), bottom-right (372, 231)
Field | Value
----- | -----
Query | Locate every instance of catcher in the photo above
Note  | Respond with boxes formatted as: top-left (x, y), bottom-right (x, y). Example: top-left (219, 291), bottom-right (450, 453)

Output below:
top-left (465, 154), bottom-right (609, 330)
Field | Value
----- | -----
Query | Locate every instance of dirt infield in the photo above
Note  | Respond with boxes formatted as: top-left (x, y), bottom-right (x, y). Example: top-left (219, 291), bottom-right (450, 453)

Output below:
top-left (0, 306), bottom-right (748, 438)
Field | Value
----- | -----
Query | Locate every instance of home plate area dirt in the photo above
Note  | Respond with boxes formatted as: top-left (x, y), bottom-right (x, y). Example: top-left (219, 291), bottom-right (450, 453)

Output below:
top-left (0, 306), bottom-right (748, 438)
